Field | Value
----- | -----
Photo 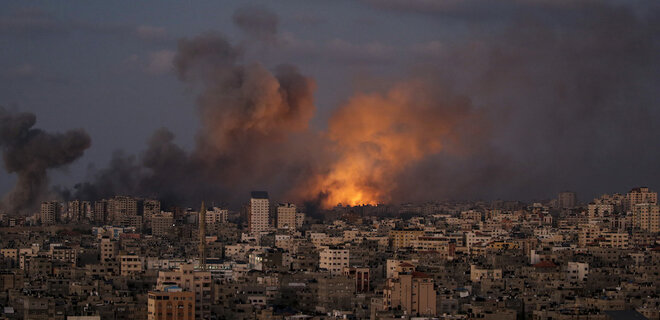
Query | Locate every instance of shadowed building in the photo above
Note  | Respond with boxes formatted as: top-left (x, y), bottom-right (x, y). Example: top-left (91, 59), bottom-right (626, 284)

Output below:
top-left (148, 286), bottom-right (195, 320)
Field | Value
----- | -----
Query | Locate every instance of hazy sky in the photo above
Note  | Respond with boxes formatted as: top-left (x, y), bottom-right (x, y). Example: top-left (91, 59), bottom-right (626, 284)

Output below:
top-left (1, 0), bottom-right (659, 207)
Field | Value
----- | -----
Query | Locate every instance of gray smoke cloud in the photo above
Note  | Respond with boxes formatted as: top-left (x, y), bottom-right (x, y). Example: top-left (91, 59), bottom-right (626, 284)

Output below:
top-left (232, 5), bottom-right (279, 43)
top-left (0, 107), bottom-right (90, 213)
top-left (70, 30), bottom-right (317, 207)
top-left (58, 1), bottom-right (660, 208)
top-left (380, 0), bottom-right (660, 201)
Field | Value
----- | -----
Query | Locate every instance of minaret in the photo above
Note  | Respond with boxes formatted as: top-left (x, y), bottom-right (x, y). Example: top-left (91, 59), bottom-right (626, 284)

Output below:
top-left (198, 201), bottom-right (207, 271)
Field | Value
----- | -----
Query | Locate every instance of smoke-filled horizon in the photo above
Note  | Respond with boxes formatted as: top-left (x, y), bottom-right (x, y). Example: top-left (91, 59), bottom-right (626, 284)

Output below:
top-left (0, 1), bottom-right (659, 213)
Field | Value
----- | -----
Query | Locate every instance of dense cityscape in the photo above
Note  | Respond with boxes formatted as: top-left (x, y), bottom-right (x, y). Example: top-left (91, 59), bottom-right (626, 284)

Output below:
top-left (0, 187), bottom-right (658, 319)
top-left (1, 0), bottom-right (659, 319)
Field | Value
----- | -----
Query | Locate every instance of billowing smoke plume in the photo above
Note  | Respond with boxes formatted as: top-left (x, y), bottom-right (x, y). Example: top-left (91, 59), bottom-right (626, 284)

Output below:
top-left (295, 80), bottom-right (487, 207)
top-left (174, 32), bottom-right (315, 168)
top-left (0, 107), bottom-right (90, 213)
top-left (50, 1), bottom-right (660, 207)
top-left (71, 30), bottom-right (317, 206)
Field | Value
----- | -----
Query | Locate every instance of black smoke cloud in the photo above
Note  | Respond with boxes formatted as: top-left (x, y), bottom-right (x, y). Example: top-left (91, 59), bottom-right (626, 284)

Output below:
top-left (0, 107), bottom-right (90, 213)
top-left (39, 1), bottom-right (660, 208)
top-left (70, 30), bottom-right (317, 207)
top-left (380, 0), bottom-right (660, 201)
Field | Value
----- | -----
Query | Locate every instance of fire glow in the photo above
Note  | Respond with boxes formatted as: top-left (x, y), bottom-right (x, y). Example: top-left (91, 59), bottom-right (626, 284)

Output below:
top-left (299, 81), bottom-right (482, 208)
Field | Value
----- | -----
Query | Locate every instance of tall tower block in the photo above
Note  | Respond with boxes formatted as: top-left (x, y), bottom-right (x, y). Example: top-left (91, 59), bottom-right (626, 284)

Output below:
top-left (198, 201), bottom-right (206, 270)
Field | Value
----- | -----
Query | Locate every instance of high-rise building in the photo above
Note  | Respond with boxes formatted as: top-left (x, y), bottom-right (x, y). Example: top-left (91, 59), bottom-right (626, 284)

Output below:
top-left (143, 199), bottom-right (161, 227)
top-left (152, 212), bottom-right (174, 237)
top-left (248, 191), bottom-right (269, 233)
top-left (93, 200), bottom-right (109, 224)
top-left (108, 196), bottom-right (138, 225)
top-left (558, 191), bottom-right (577, 209)
top-left (40, 202), bottom-right (60, 225)
top-left (632, 203), bottom-right (660, 233)
top-left (148, 286), bottom-right (195, 320)
top-left (67, 200), bottom-right (81, 222)
top-left (276, 203), bottom-right (297, 230)
top-left (383, 262), bottom-right (436, 316)
top-left (198, 202), bottom-right (206, 271)
top-left (81, 201), bottom-right (93, 221)
top-left (626, 187), bottom-right (657, 211)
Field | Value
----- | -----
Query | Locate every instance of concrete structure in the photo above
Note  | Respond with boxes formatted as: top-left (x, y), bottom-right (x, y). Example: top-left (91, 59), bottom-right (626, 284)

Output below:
top-left (276, 203), bottom-right (297, 230)
top-left (470, 265), bottom-right (502, 282)
top-left (157, 264), bottom-right (211, 320)
top-left (40, 201), bottom-right (60, 225)
top-left (148, 286), bottom-right (195, 320)
top-left (383, 263), bottom-right (436, 316)
top-left (389, 229), bottom-right (424, 249)
top-left (558, 191), bottom-right (577, 209)
top-left (143, 199), bottom-right (161, 226)
top-left (205, 207), bottom-right (228, 225)
top-left (343, 267), bottom-right (370, 293)
top-left (567, 262), bottom-right (589, 282)
top-left (152, 212), bottom-right (174, 236)
top-left (632, 203), bottom-right (660, 233)
top-left (319, 247), bottom-right (349, 275)
top-left (248, 191), bottom-right (269, 233)
top-left (119, 254), bottom-right (143, 276)
top-left (100, 237), bottom-right (118, 262)
top-left (626, 187), bottom-right (657, 210)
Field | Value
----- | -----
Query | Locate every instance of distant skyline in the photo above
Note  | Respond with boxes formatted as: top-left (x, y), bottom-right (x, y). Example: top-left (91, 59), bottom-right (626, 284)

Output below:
top-left (1, 0), bottom-right (659, 211)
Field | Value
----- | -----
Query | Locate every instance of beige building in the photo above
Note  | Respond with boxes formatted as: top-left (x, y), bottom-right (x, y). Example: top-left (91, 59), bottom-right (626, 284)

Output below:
top-left (343, 267), bottom-right (370, 293)
top-left (632, 203), bottom-right (660, 233)
top-left (276, 203), bottom-right (297, 230)
top-left (93, 200), bottom-right (108, 223)
top-left (157, 264), bottom-right (211, 320)
top-left (50, 246), bottom-right (77, 264)
top-left (587, 203), bottom-right (614, 217)
top-left (248, 191), bottom-right (269, 233)
top-left (383, 262), bottom-right (436, 316)
top-left (40, 201), bottom-right (60, 225)
top-left (470, 265), bottom-right (502, 282)
top-left (108, 196), bottom-right (138, 225)
top-left (319, 247), bottom-right (350, 275)
top-left (626, 187), bottom-right (657, 210)
top-left (205, 207), bottom-right (228, 225)
top-left (389, 229), bottom-right (424, 249)
top-left (578, 224), bottom-right (605, 247)
top-left (412, 236), bottom-right (450, 253)
top-left (567, 262), bottom-right (589, 282)
top-left (0, 249), bottom-right (18, 264)
top-left (148, 286), bottom-right (195, 320)
top-left (143, 199), bottom-right (161, 225)
top-left (600, 232), bottom-right (629, 248)
top-left (100, 237), bottom-right (118, 262)
top-left (152, 212), bottom-right (174, 237)
top-left (67, 200), bottom-right (81, 222)
top-left (119, 254), bottom-right (143, 276)
top-left (558, 191), bottom-right (577, 209)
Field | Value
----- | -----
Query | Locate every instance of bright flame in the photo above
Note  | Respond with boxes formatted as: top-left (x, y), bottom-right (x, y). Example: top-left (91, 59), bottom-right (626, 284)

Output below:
top-left (299, 80), bottom-right (480, 208)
